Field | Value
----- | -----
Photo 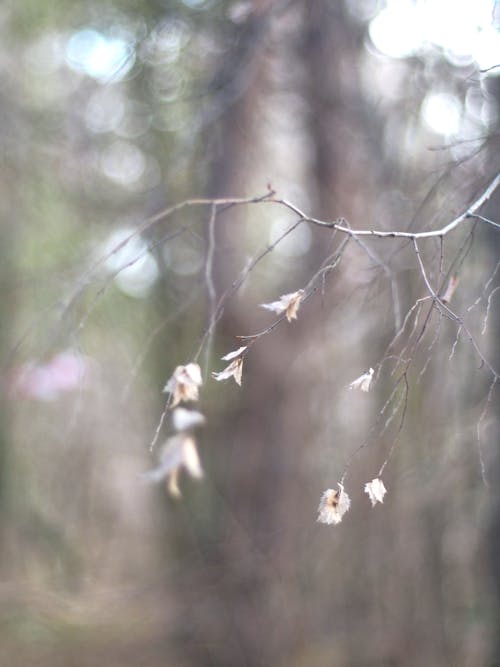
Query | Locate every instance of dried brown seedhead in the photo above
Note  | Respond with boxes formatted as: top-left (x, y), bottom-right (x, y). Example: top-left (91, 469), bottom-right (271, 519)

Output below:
top-left (317, 484), bottom-right (351, 525)
top-left (164, 363), bottom-right (203, 407)
top-left (261, 289), bottom-right (305, 323)
top-left (364, 478), bottom-right (387, 507)
top-left (212, 347), bottom-right (246, 386)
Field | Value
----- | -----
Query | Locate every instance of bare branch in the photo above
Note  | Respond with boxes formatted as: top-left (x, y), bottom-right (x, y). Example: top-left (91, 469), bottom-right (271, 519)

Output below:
top-left (270, 172), bottom-right (500, 240)
top-left (412, 238), bottom-right (499, 379)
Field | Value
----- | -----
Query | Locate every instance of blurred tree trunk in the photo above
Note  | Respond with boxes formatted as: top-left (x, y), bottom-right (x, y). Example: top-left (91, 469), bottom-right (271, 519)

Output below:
top-left (166, 4), bottom-right (382, 666)
top-left (176, 9), bottom-right (287, 667)
top-left (303, 1), bottom-right (369, 219)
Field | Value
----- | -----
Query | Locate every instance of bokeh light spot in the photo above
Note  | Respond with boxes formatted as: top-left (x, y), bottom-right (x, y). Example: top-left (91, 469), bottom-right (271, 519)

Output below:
top-left (102, 228), bottom-right (159, 298)
top-left (421, 92), bottom-right (462, 135)
top-left (66, 28), bottom-right (135, 81)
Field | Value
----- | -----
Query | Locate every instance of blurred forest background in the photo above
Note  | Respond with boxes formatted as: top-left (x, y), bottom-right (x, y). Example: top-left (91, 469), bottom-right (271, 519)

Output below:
top-left (1, 0), bottom-right (500, 665)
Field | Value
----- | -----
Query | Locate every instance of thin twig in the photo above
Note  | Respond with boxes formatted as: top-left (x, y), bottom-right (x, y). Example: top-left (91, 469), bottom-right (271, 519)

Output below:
top-left (476, 378), bottom-right (498, 487)
top-left (237, 237), bottom-right (349, 343)
top-left (466, 260), bottom-right (500, 314)
top-left (467, 213), bottom-right (500, 230)
top-left (348, 232), bottom-right (402, 333)
top-left (203, 203), bottom-right (218, 377)
top-left (149, 403), bottom-right (169, 452)
top-left (340, 370), bottom-right (409, 483)
top-left (417, 312), bottom-right (442, 383)
top-left (482, 285), bottom-right (500, 335)
top-left (193, 218), bottom-right (305, 358)
top-left (378, 373), bottom-right (410, 476)
top-left (412, 238), bottom-right (498, 378)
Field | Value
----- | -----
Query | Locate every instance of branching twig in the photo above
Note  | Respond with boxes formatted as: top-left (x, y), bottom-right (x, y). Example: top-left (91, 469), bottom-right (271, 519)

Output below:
top-left (466, 260), bottom-right (500, 314)
top-left (378, 372), bottom-right (410, 476)
top-left (412, 238), bottom-right (498, 379)
top-left (269, 172), bottom-right (500, 239)
top-left (340, 370), bottom-right (409, 483)
top-left (9, 173), bottom-right (499, 368)
top-left (417, 311), bottom-right (442, 382)
top-left (193, 218), bottom-right (305, 359)
top-left (348, 231), bottom-right (402, 333)
top-left (237, 237), bottom-right (350, 344)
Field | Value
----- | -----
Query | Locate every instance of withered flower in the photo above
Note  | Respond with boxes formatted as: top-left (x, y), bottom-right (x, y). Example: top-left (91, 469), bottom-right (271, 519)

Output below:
top-left (261, 289), bottom-right (305, 322)
top-left (348, 367), bottom-right (374, 392)
top-left (317, 484), bottom-right (351, 525)
top-left (143, 434), bottom-right (203, 498)
top-left (212, 347), bottom-right (246, 386)
top-left (163, 363), bottom-right (202, 407)
top-left (364, 478), bottom-right (387, 507)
